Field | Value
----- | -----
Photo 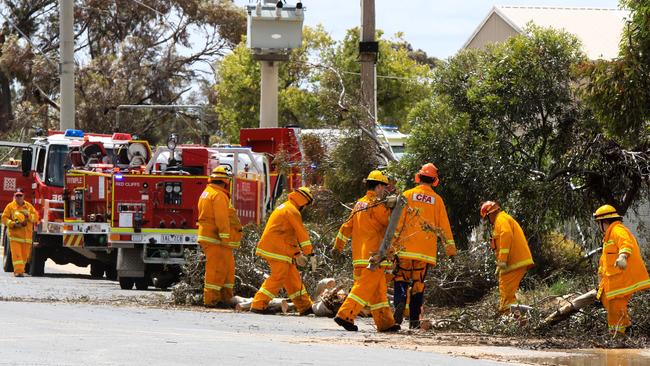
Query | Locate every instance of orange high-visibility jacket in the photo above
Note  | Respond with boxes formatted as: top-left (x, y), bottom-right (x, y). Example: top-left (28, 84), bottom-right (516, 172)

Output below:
top-left (598, 221), bottom-right (650, 301)
top-left (492, 211), bottom-right (534, 274)
top-left (394, 185), bottom-right (456, 265)
top-left (228, 206), bottom-right (243, 246)
top-left (2, 200), bottom-right (38, 244)
top-left (256, 196), bottom-right (312, 264)
top-left (197, 184), bottom-right (234, 247)
top-left (333, 191), bottom-right (391, 269)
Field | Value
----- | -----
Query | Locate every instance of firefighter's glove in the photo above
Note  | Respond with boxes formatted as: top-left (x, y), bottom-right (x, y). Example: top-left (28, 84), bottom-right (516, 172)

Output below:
top-left (384, 195), bottom-right (399, 209)
top-left (295, 254), bottom-right (308, 268)
top-left (329, 247), bottom-right (341, 258)
top-left (496, 261), bottom-right (507, 269)
top-left (369, 254), bottom-right (383, 266)
top-left (309, 255), bottom-right (318, 272)
top-left (615, 254), bottom-right (628, 270)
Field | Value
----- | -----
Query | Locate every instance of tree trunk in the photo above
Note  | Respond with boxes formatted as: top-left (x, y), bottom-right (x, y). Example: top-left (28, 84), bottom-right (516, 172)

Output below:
top-left (230, 296), bottom-right (290, 314)
top-left (542, 289), bottom-right (597, 327)
top-left (0, 70), bottom-right (12, 132)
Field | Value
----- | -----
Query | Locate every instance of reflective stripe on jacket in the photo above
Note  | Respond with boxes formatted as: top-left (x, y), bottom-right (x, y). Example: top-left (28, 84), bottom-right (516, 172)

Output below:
top-left (394, 185), bottom-right (456, 265)
top-left (2, 200), bottom-right (38, 244)
top-left (333, 191), bottom-right (391, 269)
top-left (598, 221), bottom-right (650, 300)
top-left (256, 195), bottom-right (312, 263)
top-left (492, 211), bottom-right (534, 274)
top-left (197, 184), bottom-right (232, 247)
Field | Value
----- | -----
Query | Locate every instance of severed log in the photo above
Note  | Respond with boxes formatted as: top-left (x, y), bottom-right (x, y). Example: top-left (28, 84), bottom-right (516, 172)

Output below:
top-left (542, 289), bottom-right (598, 327)
top-left (315, 278), bottom-right (337, 299)
top-left (312, 301), bottom-right (334, 317)
top-left (231, 296), bottom-right (290, 313)
top-left (312, 278), bottom-right (339, 317)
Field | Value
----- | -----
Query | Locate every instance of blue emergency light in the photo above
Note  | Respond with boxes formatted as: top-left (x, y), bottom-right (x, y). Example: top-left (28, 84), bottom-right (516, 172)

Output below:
top-left (115, 174), bottom-right (123, 180)
top-left (64, 129), bottom-right (84, 138)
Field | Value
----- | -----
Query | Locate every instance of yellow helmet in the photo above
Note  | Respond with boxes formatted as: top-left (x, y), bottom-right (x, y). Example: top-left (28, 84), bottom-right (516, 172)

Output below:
top-left (593, 204), bottom-right (622, 221)
top-left (209, 166), bottom-right (231, 183)
top-left (366, 170), bottom-right (389, 185)
top-left (296, 186), bottom-right (314, 205)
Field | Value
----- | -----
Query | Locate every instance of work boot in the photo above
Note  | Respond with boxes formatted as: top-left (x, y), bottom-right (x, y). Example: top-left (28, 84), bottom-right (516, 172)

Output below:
top-left (379, 324), bottom-right (401, 333)
top-left (250, 307), bottom-right (273, 315)
top-left (215, 301), bottom-right (231, 309)
top-left (14, 273), bottom-right (24, 277)
top-left (409, 320), bottom-right (421, 330)
top-left (299, 307), bottom-right (314, 316)
top-left (393, 301), bottom-right (406, 325)
top-left (334, 317), bottom-right (358, 331)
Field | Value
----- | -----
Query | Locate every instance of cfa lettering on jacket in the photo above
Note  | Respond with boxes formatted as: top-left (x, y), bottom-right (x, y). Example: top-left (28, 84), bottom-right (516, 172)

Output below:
top-left (412, 193), bottom-right (435, 205)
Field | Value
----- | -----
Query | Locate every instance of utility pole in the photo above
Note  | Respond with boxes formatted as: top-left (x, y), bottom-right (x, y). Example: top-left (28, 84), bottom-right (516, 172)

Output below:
top-left (259, 0), bottom-right (280, 128)
top-left (360, 0), bottom-right (378, 129)
top-left (59, 0), bottom-right (75, 130)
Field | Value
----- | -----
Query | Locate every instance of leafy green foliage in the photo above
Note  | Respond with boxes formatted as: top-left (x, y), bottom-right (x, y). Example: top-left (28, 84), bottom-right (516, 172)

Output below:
top-left (213, 27), bottom-right (435, 141)
top-left (0, 0), bottom-right (245, 144)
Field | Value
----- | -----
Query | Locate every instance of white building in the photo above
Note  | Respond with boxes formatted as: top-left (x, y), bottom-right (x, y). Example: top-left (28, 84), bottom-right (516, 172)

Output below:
top-left (463, 6), bottom-right (628, 60)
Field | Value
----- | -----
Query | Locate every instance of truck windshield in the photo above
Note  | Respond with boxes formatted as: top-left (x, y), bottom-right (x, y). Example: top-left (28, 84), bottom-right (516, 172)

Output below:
top-left (45, 144), bottom-right (68, 187)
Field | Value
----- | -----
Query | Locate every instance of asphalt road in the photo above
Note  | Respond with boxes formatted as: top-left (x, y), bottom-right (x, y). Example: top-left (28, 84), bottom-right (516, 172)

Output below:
top-left (7, 256), bottom-right (650, 366)
top-left (0, 256), bottom-right (515, 366)
top-left (0, 301), bottom-right (512, 366)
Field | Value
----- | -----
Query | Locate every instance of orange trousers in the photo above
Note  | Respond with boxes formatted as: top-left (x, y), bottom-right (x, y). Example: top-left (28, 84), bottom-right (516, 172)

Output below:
top-left (200, 244), bottom-right (235, 306)
top-left (336, 267), bottom-right (396, 331)
top-left (10, 240), bottom-right (31, 275)
top-left (601, 294), bottom-right (632, 334)
top-left (394, 259), bottom-right (428, 294)
top-left (251, 259), bottom-right (313, 313)
top-left (498, 267), bottom-right (526, 313)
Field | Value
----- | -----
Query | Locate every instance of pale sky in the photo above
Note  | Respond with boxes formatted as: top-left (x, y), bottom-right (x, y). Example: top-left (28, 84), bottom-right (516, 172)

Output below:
top-left (234, 0), bottom-right (621, 59)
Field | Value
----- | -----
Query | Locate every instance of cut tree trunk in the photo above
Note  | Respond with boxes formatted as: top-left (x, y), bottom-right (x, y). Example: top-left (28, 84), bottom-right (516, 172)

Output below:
top-left (542, 289), bottom-right (598, 327)
top-left (231, 296), bottom-right (290, 313)
top-left (315, 278), bottom-right (336, 299)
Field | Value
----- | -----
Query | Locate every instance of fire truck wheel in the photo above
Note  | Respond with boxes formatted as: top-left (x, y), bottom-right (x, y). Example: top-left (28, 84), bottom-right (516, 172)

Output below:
top-left (134, 277), bottom-right (149, 291)
top-left (119, 277), bottom-right (135, 290)
top-left (90, 263), bottom-right (105, 279)
top-left (28, 246), bottom-right (46, 277)
top-left (2, 230), bottom-right (13, 273)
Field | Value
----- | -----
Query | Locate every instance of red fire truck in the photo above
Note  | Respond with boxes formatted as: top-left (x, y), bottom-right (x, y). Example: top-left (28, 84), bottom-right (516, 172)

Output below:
top-left (115, 141), bottom-right (273, 289)
top-left (0, 129), bottom-right (140, 277)
top-left (238, 127), bottom-right (304, 202)
top-left (104, 128), bottom-right (301, 290)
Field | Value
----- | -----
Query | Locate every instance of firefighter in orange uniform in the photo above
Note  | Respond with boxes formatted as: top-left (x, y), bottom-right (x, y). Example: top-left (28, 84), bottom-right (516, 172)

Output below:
top-left (593, 205), bottom-right (650, 335)
top-left (197, 167), bottom-right (242, 308)
top-left (480, 201), bottom-right (534, 314)
top-left (2, 189), bottom-right (38, 277)
top-left (251, 187), bottom-right (316, 315)
top-left (332, 170), bottom-right (400, 332)
top-left (392, 163), bottom-right (456, 329)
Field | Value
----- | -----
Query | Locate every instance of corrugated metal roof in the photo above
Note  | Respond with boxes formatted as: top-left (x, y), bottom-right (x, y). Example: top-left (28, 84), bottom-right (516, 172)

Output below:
top-left (464, 6), bottom-right (628, 59)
